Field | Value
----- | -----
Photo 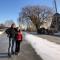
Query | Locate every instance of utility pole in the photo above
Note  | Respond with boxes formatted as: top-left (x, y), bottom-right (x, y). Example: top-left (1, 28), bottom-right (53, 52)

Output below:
top-left (54, 0), bottom-right (58, 32)
top-left (54, 0), bottom-right (57, 13)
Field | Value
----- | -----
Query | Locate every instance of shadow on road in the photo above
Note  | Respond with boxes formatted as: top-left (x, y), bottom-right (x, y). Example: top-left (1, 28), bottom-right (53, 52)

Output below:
top-left (50, 34), bottom-right (60, 38)
top-left (0, 53), bottom-right (8, 58)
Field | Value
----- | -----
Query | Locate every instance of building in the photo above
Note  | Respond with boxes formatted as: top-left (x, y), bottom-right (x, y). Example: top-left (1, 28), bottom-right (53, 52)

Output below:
top-left (39, 13), bottom-right (60, 34)
top-left (50, 13), bottom-right (60, 32)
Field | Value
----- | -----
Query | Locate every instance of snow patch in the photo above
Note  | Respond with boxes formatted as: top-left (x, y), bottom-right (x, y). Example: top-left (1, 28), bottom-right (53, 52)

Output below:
top-left (24, 32), bottom-right (60, 60)
top-left (0, 31), bottom-right (4, 35)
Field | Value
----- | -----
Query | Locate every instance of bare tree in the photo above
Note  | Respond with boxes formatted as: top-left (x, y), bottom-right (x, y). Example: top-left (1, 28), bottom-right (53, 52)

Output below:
top-left (4, 20), bottom-right (14, 27)
top-left (19, 5), bottom-right (54, 32)
top-left (0, 24), bottom-right (5, 29)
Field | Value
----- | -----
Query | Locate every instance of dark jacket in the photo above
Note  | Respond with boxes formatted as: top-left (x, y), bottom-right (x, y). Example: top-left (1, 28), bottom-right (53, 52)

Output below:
top-left (5, 27), bottom-right (17, 38)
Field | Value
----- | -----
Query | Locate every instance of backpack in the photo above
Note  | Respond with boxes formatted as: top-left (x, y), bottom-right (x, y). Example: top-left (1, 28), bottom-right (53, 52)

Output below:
top-left (16, 31), bottom-right (23, 41)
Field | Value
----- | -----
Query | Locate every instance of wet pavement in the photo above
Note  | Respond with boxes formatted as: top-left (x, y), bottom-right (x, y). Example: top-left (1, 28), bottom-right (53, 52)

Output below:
top-left (0, 33), bottom-right (42, 60)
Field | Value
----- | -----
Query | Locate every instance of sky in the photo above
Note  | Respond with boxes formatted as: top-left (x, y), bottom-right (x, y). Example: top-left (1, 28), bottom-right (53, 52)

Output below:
top-left (0, 0), bottom-right (60, 24)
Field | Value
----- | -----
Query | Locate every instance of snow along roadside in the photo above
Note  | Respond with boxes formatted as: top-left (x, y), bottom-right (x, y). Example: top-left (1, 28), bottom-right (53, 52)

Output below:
top-left (0, 31), bottom-right (4, 35)
top-left (24, 32), bottom-right (60, 60)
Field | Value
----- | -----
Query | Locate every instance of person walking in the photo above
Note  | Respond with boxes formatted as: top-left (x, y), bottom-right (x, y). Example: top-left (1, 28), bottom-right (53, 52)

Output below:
top-left (15, 28), bottom-right (23, 55)
top-left (5, 23), bottom-right (17, 57)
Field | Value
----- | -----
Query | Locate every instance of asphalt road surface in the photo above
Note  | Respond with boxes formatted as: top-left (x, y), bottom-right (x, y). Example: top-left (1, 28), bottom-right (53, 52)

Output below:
top-left (0, 33), bottom-right (42, 60)
top-left (37, 34), bottom-right (60, 44)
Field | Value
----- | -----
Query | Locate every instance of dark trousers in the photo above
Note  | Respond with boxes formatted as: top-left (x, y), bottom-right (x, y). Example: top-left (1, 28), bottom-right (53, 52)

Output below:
top-left (15, 40), bottom-right (21, 53)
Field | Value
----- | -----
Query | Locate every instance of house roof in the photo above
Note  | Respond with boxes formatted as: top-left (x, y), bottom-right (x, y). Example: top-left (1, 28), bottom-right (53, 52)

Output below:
top-left (53, 13), bottom-right (60, 17)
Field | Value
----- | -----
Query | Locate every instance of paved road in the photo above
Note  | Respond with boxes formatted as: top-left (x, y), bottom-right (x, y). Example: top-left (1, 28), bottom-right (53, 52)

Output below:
top-left (37, 35), bottom-right (60, 44)
top-left (29, 32), bottom-right (60, 44)
top-left (0, 33), bottom-right (42, 60)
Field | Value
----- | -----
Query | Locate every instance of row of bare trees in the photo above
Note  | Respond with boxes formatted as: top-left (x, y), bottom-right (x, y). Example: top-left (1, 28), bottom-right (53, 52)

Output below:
top-left (0, 20), bottom-right (14, 29)
top-left (1, 5), bottom-right (54, 32)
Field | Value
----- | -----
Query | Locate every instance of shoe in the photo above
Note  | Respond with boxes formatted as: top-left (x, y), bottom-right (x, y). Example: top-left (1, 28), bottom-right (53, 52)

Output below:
top-left (15, 52), bottom-right (18, 55)
top-left (11, 52), bottom-right (14, 55)
top-left (8, 53), bottom-right (11, 57)
top-left (17, 53), bottom-right (20, 56)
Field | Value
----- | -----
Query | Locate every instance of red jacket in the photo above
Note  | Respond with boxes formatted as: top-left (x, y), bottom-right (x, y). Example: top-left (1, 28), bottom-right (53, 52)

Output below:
top-left (16, 31), bottom-right (23, 41)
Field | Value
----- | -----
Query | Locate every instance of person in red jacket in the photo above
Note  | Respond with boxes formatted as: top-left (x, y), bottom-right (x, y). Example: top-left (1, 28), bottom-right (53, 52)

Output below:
top-left (15, 28), bottom-right (23, 55)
